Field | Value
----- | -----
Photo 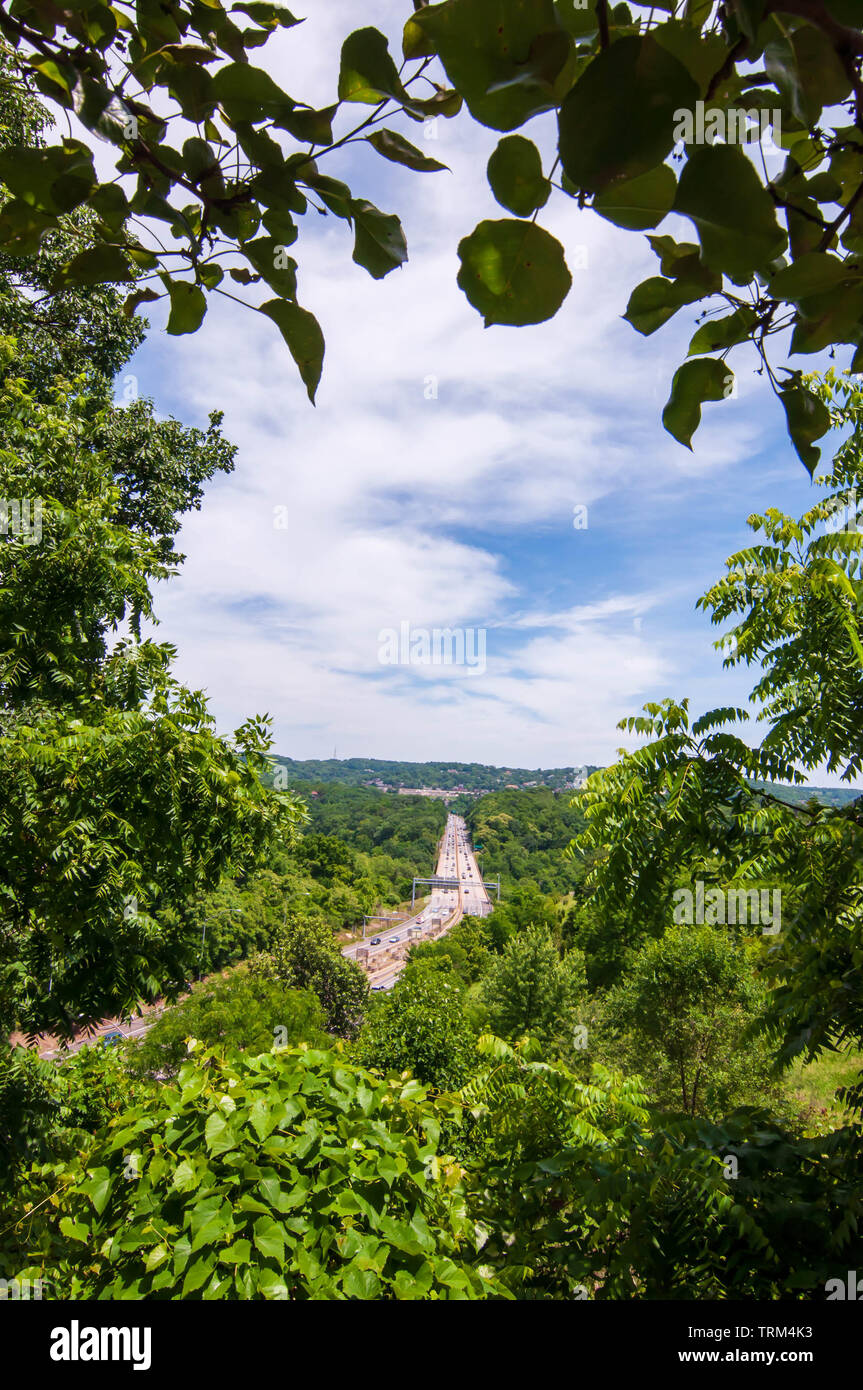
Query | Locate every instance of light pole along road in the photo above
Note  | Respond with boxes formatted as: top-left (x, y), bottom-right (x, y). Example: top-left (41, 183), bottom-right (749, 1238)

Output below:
top-left (343, 812), bottom-right (492, 991)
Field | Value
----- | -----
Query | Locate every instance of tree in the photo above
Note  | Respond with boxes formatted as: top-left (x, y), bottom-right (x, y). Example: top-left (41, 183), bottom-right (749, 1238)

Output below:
top-left (0, 1037), bottom-right (141, 1183)
top-left (480, 925), bottom-right (585, 1046)
top-left (4, 5), bottom-right (863, 456)
top-left (0, 349), bottom-right (305, 1038)
top-left (603, 923), bottom-right (778, 1116)
top-left (249, 916), bottom-right (368, 1037)
top-left (408, 915), bottom-right (499, 986)
top-left (574, 372), bottom-right (863, 1107)
top-left (354, 968), bottom-right (477, 1092)
top-left (127, 970), bottom-right (329, 1081)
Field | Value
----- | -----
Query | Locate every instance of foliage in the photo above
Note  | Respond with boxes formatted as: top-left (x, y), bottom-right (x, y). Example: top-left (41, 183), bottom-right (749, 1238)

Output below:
top-left (0, 1041), bottom-right (140, 1188)
top-left (603, 923), bottom-right (781, 1117)
top-left (126, 971), bottom-right (329, 1082)
top-left (573, 371), bottom-right (863, 1112)
top-left (7, 5), bottom-right (863, 451)
top-left (0, 12), bottom-right (458, 399)
top-left (458, 1036), bottom-right (861, 1298)
top-left (249, 917), bottom-right (368, 1038)
top-left (0, 346), bottom-right (305, 1038)
top-left (9, 1045), bottom-right (504, 1300)
top-left (480, 925), bottom-right (585, 1049)
top-left (407, 915), bottom-right (501, 987)
top-left (467, 788), bottom-right (587, 895)
top-left (353, 969), bottom-right (477, 1093)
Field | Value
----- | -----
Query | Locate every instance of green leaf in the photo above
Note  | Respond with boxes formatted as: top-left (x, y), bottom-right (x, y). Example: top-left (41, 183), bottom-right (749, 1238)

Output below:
top-left (339, 28), bottom-right (407, 105)
top-left (342, 1262), bottom-right (382, 1299)
top-left (349, 200), bottom-right (408, 279)
top-left (231, 3), bottom-right (302, 29)
top-left (171, 1158), bottom-right (201, 1193)
top-left (0, 142), bottom-right (96, 215)
top-left (212, 64), bottom-right (294, 123)
top-left (778, 375), bottom-right (831, 474)
top-left (487, 136), bottom-right (549, 217)
top-left (662, 357), bottom-right (731, 447)
top-left (558, 35), bottom-right (698, 194)
top-left (59, 1216), bottom-right (89, 1242)
top-left (687, 306), bottom-right (758, 355)
top-left (166, 281), bottom-right (208, 336)
top-left (253, 1218), bottom-right (286, 1261)
top-left (457, 219), bottom-right (571, 326)
top-left (56, 244), bottom-right (135, 288)
top-left (673, 145), bottom-right (787, 284)
top-left (366, 130), bottom-right (448, 174)
top-left (769, 253), bottom-right (859, 301)
top-left (766, 27), bottom-right (851, 126)
top-left (593, 165), bottom-right (677, 232)
top-left (411, 0), bottom-right (572, 131)
top-left (79, 1167), bottom-right (113, 1217)
top-left (242, 237), bottom-right (298, 296)
top-left (624, 275), bottom-right (705, 336)
top-left (277, 105), bottom-right (338, 145)
top-left (181, 1255), bottom-right (216, 1297)
top-left (258, 299), bottom-right (325, 402)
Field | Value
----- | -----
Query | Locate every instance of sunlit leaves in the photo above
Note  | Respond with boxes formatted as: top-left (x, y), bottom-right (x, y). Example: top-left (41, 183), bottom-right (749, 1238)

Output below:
top-left (366, 129), bottom-right (448, 173)
top-left (165, 280), bottom-right (208, 335)
top-left (662, 357), bottom-right (731, 447)
top-left (23, 1045), bottom-right (503, 1300)
top-left (558, 35), bottom-right (698, 195)
top-left (410, 0), bottom-right (573, 131)
top-left (778, 373), bottom-right (831, 474)
top-left (457, 219), bottom-right (571, 326)
top-left (339, 27), bottom-right (407, 105)
top-left (593, 165), bottom-right (676, 232)
top-left (349, 200), bottom-right (409, 279)
top-left (487, 135), bottom-right (549, 217)
top-left (673, 145), bottom-right (787, 283)
top-left (258, 299), bottom-right (325, 402)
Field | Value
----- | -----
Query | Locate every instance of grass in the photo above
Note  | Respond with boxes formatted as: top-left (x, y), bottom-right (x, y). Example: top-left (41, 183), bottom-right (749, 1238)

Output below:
top-left (784, 1044), bottom-right (862, 1132)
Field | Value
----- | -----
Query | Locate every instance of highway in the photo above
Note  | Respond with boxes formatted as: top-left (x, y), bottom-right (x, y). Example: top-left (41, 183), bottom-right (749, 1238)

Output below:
top-left (343, 813), bottom-right (491, 991)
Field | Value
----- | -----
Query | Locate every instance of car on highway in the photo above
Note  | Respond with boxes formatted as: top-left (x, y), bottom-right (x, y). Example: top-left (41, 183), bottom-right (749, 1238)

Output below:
top-left (372, 985), bottom-right (385, 992)
top-left (101, 1030), bottom-right (124, 1047)
top-left (370, 936), bottom-right (381, 945)
top-left (389, 935), bottom-right (400, 943)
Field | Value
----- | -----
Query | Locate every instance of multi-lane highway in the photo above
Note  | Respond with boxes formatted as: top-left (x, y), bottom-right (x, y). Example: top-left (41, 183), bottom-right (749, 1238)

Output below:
top-left (343, 813), bottom-right (490, 990)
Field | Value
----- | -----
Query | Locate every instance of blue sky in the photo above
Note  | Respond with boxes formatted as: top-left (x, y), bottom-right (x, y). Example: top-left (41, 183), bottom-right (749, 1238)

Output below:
top-left (124, 1), bottom-right (845, 777)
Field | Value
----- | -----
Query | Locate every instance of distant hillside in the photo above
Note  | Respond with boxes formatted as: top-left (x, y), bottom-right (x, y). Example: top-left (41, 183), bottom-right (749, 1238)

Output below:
top-left (269, 757), bottom-right (600, 793)
top-left (752, 782), bottom-right (861, 810)
top-left (269, 756), bottom-right (860, 806)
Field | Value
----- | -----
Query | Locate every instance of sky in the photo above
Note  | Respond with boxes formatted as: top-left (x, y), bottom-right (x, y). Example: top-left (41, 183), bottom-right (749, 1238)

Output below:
top-left (125, 1), bottom-right (844, 776)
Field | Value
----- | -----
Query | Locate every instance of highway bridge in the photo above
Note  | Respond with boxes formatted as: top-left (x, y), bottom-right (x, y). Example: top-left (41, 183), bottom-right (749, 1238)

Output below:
top-left (343, 813), bottom-right (493, 991)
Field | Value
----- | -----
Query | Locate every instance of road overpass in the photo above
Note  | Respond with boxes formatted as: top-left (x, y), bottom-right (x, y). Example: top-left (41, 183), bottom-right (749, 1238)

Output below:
top-left (343, 813), bottom-right (492, 991)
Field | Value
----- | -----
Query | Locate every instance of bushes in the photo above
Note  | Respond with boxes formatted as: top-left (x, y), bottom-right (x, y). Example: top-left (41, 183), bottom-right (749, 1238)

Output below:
top-left (11, 1046), bottom-right (503, 1301)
